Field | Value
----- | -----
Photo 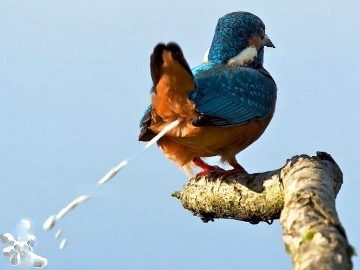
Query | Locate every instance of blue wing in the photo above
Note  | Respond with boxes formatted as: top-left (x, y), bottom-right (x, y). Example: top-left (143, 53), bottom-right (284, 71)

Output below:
top-left (190, 63), bottom-right (277, 126)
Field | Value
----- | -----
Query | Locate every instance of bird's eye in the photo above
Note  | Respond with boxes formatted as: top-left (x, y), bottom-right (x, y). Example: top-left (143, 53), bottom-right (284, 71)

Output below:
top-left (260, 28), bottom-right (265, 39)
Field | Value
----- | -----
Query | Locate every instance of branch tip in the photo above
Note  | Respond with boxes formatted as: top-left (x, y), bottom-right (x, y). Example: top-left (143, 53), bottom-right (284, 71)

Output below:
top-left (171, 191), bottom-right (181, 199)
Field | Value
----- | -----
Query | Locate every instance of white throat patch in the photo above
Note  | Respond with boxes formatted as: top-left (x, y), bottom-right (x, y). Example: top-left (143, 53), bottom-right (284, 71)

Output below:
top-left (227, 46), bottom-right (258, 66)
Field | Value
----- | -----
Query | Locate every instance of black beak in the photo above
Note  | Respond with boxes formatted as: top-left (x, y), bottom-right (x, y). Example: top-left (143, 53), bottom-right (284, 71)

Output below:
top-left (263, 34), bottom-right (275, 48)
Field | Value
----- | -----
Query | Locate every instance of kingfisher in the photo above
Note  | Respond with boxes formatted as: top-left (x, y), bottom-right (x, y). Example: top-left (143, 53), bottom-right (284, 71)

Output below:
top-left (139, 11), bottom-right (277, 176)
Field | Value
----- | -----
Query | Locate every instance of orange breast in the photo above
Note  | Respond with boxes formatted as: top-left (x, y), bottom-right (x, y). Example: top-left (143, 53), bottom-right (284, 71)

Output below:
top-left (157, 116), bottom-right (272, 166)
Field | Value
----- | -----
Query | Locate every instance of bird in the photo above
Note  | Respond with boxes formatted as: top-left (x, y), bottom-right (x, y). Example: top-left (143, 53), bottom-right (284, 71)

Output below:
top-left (139, 11), bottom-right (277, 176)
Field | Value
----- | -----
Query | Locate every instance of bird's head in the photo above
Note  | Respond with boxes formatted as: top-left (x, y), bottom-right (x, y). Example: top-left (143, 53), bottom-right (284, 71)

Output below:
top-left (208, 11), bottom-right (274, 67)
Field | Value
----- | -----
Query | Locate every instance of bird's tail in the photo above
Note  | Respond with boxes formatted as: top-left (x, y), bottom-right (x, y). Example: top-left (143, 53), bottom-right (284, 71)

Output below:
top-left (150, 42), bottom-right (194, 87)
top-left (140, 43), bottom-right (197, 141)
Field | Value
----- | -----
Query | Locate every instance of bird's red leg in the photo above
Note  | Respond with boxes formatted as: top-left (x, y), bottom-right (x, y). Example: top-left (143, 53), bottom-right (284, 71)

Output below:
top-left (219, 157), bottom-right (248, 178)
top-left (193, 157), bottom-right (224, 177)
top-left (229, 158), bottom-right (247, 173)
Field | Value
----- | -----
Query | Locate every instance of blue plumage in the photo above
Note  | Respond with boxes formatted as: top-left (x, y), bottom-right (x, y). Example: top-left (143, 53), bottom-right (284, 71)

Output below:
top-left (190, 62), bottom-right (276, 126)
top-left (139, 11), bottom-right (277, 140)
top-left (189, 11), bottom-right (277, 127)
top-left (208, 12), bottom-right (266, 67)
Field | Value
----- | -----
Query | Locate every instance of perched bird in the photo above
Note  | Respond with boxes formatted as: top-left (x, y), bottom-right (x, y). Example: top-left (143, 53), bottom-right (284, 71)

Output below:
top-left (139, 11), bottom-right (277, 176)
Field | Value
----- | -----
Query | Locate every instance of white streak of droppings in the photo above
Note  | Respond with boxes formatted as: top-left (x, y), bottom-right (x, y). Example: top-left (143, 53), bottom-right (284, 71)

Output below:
top-left (54, 229), bottom-right (62, 239)
top-left (43, 196), bottom-right (91, 231)
top-left (36, 119), bottom-right (183, 256)
top-left (26, 234), bottom-right (36, 248)
top-left (42, 215), bottom-right (56, 231)
top-left (145, 119), bottom-right (181, 149)
top-left (228, 46), bottom-right (257, 66)
top-left (98, 160), bottom-right (128, 186)
top-left (0, 233), bottom-right (15, 244)
top-left (56, 195), bottom-right (91, 220)
top-left (2, 221), bottom-right (47, 268)
top-left (30, 251), bottom-right (48, 268)
top-left (2, 246), bottom-right (15, 257)
top-left (20, 219), bottom-right (31, 231)
top-left (59, 239), bottom-right (67, 250)
top-left (10, 251), bottom-right (20, 265)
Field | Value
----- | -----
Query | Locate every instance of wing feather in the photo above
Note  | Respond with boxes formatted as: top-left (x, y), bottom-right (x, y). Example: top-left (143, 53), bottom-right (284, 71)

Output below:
top-left (190, 63), bottom-right (277, 126)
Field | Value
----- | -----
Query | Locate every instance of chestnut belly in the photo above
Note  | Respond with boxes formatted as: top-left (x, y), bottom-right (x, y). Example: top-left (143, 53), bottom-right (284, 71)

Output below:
top-left (157, 117), bottom-right (271, 166)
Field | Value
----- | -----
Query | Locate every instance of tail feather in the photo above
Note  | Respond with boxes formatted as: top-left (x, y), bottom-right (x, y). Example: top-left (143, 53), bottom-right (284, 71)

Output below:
top-left (150, 43), bottom-right (166, 87)
top-left (138, 105), bottom-right (156, 142)
top-left (139, 42), bottom-right (196, 142)
top-left (164, 42), bottom-right (193, 79)
top-left (150, 42), bottom-right (193, 86)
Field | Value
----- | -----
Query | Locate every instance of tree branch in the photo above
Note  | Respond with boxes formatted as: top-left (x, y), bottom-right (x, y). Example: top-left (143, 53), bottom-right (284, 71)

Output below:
top-left (172, 152), bottom-right (353, 269)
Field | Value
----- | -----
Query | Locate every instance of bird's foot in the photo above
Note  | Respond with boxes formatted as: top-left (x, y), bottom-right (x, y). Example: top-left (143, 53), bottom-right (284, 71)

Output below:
top-left (193, 157), bottom-right (225, 178)
top-left (196, 166), bottom-right (225, 178)
top-left (218, 168), bottom-right (248, 179)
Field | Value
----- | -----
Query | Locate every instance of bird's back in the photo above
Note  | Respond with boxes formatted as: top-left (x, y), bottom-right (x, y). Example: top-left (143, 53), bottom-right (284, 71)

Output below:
top-left (190, 63), bottom-right (277, 127)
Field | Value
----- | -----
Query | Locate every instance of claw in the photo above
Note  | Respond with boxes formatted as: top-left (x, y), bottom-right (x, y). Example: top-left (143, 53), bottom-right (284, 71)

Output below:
top-left (193, 157), bottom-right (225, 177)
top-left (196, 166), bottom-right (225, 178)
top-left (218, 168), bottom-right (248, 180)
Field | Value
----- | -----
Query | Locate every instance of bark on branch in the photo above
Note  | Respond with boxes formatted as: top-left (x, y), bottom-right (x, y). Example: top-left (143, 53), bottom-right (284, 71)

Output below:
top-left (172, 152), bottom-right (354, 269)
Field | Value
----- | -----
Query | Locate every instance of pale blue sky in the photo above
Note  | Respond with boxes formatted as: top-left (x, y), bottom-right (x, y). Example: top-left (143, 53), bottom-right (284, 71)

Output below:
top-left (1, 0), bottom-right (359, 269)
